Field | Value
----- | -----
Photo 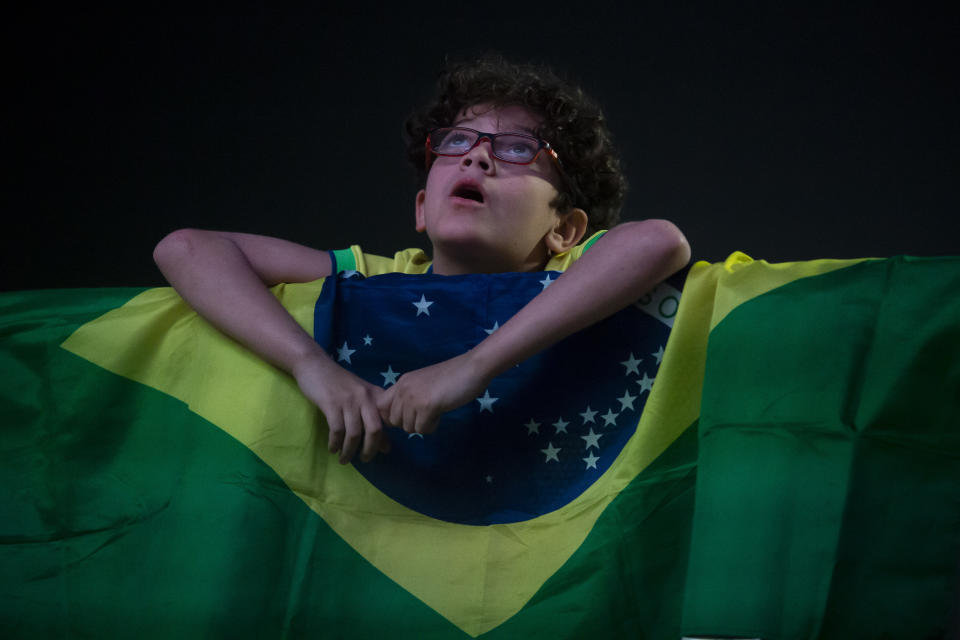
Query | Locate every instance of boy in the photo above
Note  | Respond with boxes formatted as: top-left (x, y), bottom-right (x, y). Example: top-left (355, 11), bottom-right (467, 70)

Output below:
top-left (154, 57), bottom-right (690, 466)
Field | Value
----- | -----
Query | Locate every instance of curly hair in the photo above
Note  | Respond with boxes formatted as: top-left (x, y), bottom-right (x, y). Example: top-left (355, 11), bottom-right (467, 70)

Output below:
top-left (403, 55), bottom-right (627, 235)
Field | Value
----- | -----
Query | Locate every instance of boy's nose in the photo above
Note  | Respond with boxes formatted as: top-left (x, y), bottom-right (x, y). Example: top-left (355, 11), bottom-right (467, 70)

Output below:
top-left (460, 139), bottom-right (495, 173)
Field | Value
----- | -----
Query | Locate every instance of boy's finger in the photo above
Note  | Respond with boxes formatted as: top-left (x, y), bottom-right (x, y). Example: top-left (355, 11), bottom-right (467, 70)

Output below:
top-left (327, 412), bottom-right (345, 454)
top-left (359, 404), bottom-right (384, 462)
top-left (387, 400), bottom-right (404, 431)
top-left (414, 410), bottom-right (434, 435)
top-left (376, 387), bottom-right (394, 415)
top-left (403, 405), bottom-right (417, 434)
top-left (339, 411), bottom-right (363, 464)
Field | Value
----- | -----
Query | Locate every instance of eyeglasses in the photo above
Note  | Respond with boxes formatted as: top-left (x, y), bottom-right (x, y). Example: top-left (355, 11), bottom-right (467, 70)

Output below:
top-left (425, 127), bottom-right (562, 170)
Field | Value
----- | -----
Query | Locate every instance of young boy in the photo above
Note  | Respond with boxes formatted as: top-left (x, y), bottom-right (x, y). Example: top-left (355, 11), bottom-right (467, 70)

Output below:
top-left (153, 57), bottom-right (690, 466)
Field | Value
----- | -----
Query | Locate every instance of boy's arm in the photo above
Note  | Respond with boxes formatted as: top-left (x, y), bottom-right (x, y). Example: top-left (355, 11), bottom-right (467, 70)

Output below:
top-left (153, 229), bottom-right (387, 463)
top-left (378, 219), bottom-right (690, 434)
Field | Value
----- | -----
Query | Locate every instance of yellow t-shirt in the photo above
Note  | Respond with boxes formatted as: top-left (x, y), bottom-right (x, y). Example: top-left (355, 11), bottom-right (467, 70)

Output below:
top-left (331, 230), bottom-right (606, 277)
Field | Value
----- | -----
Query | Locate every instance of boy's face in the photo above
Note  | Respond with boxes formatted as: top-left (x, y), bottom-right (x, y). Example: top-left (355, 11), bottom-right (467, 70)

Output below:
top-left (415, 104), bottom-right (573, 275)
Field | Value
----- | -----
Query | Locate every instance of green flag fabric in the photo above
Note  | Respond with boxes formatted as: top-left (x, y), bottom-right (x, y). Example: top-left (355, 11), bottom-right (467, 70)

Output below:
top-left (1, 254), bottom-right (958, 639)
top-left (682, 254), bottom-right (960, 639)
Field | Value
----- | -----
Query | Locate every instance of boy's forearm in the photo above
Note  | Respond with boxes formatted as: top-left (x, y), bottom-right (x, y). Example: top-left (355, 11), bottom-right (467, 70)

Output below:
top-left (467, 220), bottom-right (690, 382)
top-left (153, 229), bottom-right (328, 374)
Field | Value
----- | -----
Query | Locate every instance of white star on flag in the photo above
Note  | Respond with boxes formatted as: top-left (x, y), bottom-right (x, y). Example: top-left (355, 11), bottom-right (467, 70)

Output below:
top-left (652, 345), bottom-right (665, 365)
top-left (539, 274), bottom-right (554, 290)
top-left (636, 372), bottom-right (655, 394)
top-left (363, 334), bottom-right (373, 346)
top-left (617, 389), bottom-right (637, 411)
top-left (524, 419), bottom-right (541, 435)
top-left (336, 341), bottom-right (356, 364)
top-left (601, 408), bottom-right (619, 427)
top-left (581, 428), bottom-right (603, 450)
top-left (484, 321), bottom-right (500, 335)
top-left (380, 365), bottom-right (399, 387)
top-left (485, 475), bottom-right (493, 484)
top-left (476, 390), bottom-right (498, 412)
top-left (579, 406), bottom-right (598, 424)
top-left (620, 352), bottom-right (642, 376)
top-left (583, 453), bottom-right (600, 470)
top-left (412, 294), bottom-right (434, 316)
top-left (541, 442), bottom-right (561, 462)
top-left (552, 417), bottom-right (569, 434)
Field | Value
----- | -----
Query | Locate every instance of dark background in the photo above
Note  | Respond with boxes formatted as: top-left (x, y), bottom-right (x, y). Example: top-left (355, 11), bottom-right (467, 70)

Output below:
top-left (4, 5), bottom-right (958, 291)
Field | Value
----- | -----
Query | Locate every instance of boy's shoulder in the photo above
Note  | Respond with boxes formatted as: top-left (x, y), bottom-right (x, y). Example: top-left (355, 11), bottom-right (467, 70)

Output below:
top-left (544, 230), bottom-right (606, 272)
top-left (331, 230), bottom-right (607, 278)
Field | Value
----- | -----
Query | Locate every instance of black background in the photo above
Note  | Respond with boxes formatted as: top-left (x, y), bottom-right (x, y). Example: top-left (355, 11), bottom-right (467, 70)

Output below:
top-left (5, 5), bottom-right (958, 291)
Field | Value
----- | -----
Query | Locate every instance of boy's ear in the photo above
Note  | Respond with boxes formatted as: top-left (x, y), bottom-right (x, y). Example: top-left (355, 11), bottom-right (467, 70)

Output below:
top-left (414, 189), bottom-right (426, 233)
top-left (544, 208), bottom-right (588, 254)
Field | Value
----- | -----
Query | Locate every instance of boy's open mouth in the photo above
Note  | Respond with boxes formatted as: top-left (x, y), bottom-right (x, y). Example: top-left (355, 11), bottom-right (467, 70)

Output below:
top-left (451, 182), bottom-right (485, 204)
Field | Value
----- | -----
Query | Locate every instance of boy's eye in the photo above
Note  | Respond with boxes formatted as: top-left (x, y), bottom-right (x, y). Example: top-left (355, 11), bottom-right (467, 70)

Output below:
top-left (436, 129), bottom-right (477, 153)
top-left (448, 133), bottom-right (472, 147)
top-left (496, 136), bottom-right (538, 162)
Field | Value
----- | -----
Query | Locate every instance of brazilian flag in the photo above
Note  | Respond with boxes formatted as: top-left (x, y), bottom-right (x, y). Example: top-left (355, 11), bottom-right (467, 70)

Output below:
top-left (1, 253), bottom-right (958, 639)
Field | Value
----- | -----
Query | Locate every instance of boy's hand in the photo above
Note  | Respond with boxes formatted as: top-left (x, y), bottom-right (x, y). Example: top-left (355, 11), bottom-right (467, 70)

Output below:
top-left (292, 352), bottom-right (390, 464)
top-left (377, 352), bottom-right (490, 435)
